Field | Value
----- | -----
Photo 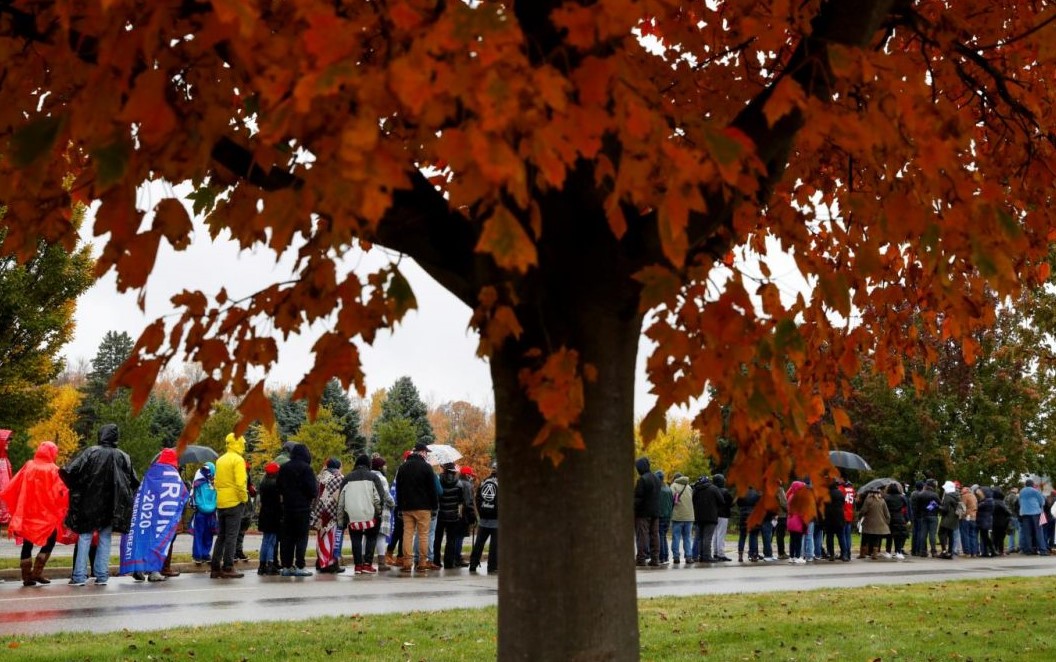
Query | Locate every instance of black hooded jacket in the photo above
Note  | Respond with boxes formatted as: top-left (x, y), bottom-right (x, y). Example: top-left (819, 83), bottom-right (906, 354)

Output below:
top-left (692, 477), bottom-right (723, 525)
top-left (395, 453), bottom-right (440, 512)
top-left (633, 457), bottom-right (661, 517)
top-left (712, 474), bottom-right (734, 518)
top-left (277, 444), bottom-right (317, 513)
top-left (60, 423), bottom-right (140, 533)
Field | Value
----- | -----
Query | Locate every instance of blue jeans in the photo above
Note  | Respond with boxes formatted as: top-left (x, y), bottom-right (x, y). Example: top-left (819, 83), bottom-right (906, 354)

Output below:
top-left (1020, 514), bottom-right (1046, 554)
top-left (952, 527), bottom-right (962, 555)
top-left (1008, 517), bottom-right (1020, 550)
top-left (960, 520), bottom-right (978, 555)
top-left (334, 525), bottom-right (344, 561)
top-left (761, 519), bottom-right (774, 558)
top-left (840, 523), bottom-right (852, 560)
top-left (925, 516), bottom-right (939, 554)
top-left (671, 521), bottom-right (693, 561)
top-left (259, 532), bottom-right (278, 564)
top-left (803, 522), bottom-right (815, 560)
top-left (73, 528), bottom-right (112, 583)
top-left (911, 517), bottom-right (925, 555)
top-left (658, 518), bottom-right (671, 562)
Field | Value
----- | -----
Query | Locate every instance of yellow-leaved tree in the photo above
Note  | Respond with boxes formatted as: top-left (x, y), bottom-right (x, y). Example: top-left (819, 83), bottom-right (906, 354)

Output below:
top-left (28, 384), bottom-right (82, 464)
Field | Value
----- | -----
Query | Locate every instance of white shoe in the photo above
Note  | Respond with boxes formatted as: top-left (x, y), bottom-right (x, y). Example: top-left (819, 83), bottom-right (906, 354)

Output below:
top-left (795, 557), bottom-right (807, 564)
top-left (762, 556), bottom-right (777, 562)
top-left (895, 553), bottom-right (905, 560)
top-left (881, 552), bottom-right (893, 559)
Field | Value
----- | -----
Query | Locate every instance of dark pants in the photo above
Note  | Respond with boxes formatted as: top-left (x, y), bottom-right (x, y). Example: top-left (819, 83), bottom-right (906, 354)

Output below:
top-left (470, 525), bottom-right (497, 572)
top-left (434, 519), bottom-right (464, 568)
top-left (211, 504), bottom-right (243, 570)
top-left (21, 531), bottom-right (58, 560)
top-left (993, 523), bottom-right (1008, 554)
top-left (658, 518), bottom-right (671, 562)
top-left (235, 514), bottom-right (251, 556)
top-left (775, 517), bottom-right (787, 556)
top-left (280, 510), bottom-right (310, 569)
top-left (911, 517), bottom-right (925, 555)
top-left (635, 517), bottom-right (660, 563)
top-left (350, 525), bottom-right (379, 565)
top-left (1020, 514), bottom-right (1046, 554)
top-left (695, 522), bottom-right (717, 560)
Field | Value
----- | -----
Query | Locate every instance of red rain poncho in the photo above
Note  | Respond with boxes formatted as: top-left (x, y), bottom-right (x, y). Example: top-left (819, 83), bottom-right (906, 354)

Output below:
top-left (1, 441), bottom-right (69, 545)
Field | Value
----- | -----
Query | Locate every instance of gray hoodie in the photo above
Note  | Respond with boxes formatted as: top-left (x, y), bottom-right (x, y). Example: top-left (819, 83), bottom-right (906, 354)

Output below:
top-left (671, 475), bottom-right (695, 522)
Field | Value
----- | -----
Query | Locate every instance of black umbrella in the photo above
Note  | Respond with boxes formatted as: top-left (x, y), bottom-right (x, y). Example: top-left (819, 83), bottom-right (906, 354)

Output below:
top-left (152, 445), bottom-right (219, 466)
top-left (859, 477), bottom-right (898, 494)
top-left (829, 450), bottom-right (872, 471)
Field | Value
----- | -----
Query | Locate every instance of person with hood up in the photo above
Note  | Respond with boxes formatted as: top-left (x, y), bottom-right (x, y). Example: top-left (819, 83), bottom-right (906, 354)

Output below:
top-left (277, 443), bottom-right (317, 576)
top-left (669, 473), bottom-right (694, 564)
top-left (859, 489), bottom-right (891, 559)
top-left (311, 458), bottom-right (346, 574)
top-left (975, 487), bottom-right (996, 557)
top-left (711, 474), bottom-right (734, 562)
top-left (633, 457), bottom-right (661, 567)
top-left (469, 461), bottom-right (498, 574)
top-left (61, 423), bottom-right (139, 586)
top-left (938, 480), bottom-right (962, 558)
top-left (656, 470), bottom-right (674, 564)
top-left (691, 475), bottom-right (723, 563)
top-left (274, 441), bottom-right (295, 466)
top-left (991, 488), bottom-right (1012, 556)
top-left (338, 454), bottom-right (386, 573)
top-left (210, 433), bottom-right (249, 579)
top-left (736, 486), bottom-right (761, 562)
top-left (119, 448), bottom-right (189, 583)
top-left (189, 462), bottom-right (218, 565)
top-left (912, 479), bottom-right (942, 557)
top-left (370, 457), bottom-right (396, 570)
top-left (1005, 487), bottom-right (1021, 553)
top-left (785, 480), bottom-right (811, 564)
top-left (256, 462), bottom-right (282, 575)
top-left (1, 441), bottom-right (68, 586)
top-left (883, 482), bottom-right (910, 560)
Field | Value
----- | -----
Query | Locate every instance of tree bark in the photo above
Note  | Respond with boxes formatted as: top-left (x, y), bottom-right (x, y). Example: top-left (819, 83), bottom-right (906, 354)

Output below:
top-left (492, 280), bottom-right (644, 661)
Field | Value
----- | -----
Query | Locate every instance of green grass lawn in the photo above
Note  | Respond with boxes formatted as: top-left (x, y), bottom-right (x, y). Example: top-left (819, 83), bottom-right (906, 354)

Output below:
top-left (4, 575), bottom-right (1053, 660)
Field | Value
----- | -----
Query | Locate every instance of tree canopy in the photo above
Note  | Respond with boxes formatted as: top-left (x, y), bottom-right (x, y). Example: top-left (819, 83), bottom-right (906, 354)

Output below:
top-left (3, 1), bottom-right (1055, 659)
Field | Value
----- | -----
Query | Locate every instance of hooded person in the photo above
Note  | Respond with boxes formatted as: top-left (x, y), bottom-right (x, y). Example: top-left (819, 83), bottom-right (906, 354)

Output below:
top-left (633, 457), bottom-right (661, 567)
top-left (938, 480), bottom-right (962, 558)
top-left (1, 441), bottom-right (68, 586)
top-left (434, 462), bottom-right (470, 569)
top-left (991, 488), bottom-right (1012, 555)
top-left (61, 423), bottom-right (139, 586)
top-left (277, 443), bottom-right (317, 576)
top-left (692, 475), bottom-right (723, 563)
top-left (256, 461), bottom-right (283, 575)
top-left (370, 457), bottom-right (396, 570)
top-left (469, 461), bottom-right (498, 574)
top-left (669, 473), bottom-right (694, 563)
top-left (711, 474), bottom-right (734, 562)
top-left (210, 433), bottom-right (248, 579)
top-left (119, 448), bottom-right (190, 582)
top-left (0, 429), bottom-right (14, 526)
top-left (274, 441), bottom-right (296, 466)
top-left (311, 457), bottom-right (346, 574)
top-left (189, 462), bottom-right (218, 565)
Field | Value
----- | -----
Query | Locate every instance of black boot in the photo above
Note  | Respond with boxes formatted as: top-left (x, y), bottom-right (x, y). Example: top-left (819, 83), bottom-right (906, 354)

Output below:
top-left (20, 559), bottom-right (37, 587)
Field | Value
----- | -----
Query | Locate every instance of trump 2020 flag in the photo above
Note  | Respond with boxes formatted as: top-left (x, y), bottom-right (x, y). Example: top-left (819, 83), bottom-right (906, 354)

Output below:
top-left (120, 455), bottom-right (189, 575)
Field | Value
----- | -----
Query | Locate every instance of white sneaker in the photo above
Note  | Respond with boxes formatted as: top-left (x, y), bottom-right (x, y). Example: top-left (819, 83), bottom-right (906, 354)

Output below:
top-left (895, 553), bottom-right (905, 560)
top-left (881, 552), bottom-right (893, 559)
top-left (795, 557), bottom-right (807, 564)
top-left (762, 556), bottom-right (777, 562)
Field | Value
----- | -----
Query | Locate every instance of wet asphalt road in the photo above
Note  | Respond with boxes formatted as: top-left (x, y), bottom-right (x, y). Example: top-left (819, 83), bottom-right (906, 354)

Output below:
top-left (2, 552), bottom-right (1054, 636)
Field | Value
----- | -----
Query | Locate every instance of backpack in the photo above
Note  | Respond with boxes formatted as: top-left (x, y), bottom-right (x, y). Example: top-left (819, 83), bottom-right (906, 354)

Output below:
top-left (955, 499), bottom-right (966, 518)
top-left (478, 478), bottom-right (498, 519)
top-left (194, 482), bottom-right (217, 514)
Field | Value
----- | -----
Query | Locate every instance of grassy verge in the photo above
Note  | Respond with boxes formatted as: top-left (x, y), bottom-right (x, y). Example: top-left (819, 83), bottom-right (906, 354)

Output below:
top-left (4, 576), bottom-right (1054, 660)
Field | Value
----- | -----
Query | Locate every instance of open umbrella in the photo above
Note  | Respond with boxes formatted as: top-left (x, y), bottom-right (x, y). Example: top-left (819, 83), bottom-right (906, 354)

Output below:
top-left (152, 445), bottom-right (219, 466)
top-left (829, 450), bottom-right (872, 471)
top-left (859, 477), bottom-right (899, 494)
top-left (426, 444), bottom-right (462, 467)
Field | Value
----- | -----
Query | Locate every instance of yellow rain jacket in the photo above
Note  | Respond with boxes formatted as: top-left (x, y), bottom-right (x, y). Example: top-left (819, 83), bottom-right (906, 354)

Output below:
top-left (215, 433), bottom-right (248, 509)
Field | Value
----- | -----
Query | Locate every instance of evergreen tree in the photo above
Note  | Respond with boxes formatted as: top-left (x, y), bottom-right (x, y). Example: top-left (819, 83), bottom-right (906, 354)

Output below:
top-left (372, 376), bottom-right (434, 449)
top-left (373, 418), bottom-right (419, 472)
top-left (75, 330), bottom-right (134, 442)
top-left (291, 408), bottom-right (345, 472)
top-left (145, 395), bottom-right (184, 448)
top-left (269, 390), bottom-right (307, 441)
top-left (321, 378), bottom-right (366, 456)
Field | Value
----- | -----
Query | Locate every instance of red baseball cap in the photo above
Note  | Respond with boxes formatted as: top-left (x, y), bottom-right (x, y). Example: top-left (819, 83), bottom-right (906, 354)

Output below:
top-left (460, 466), bottom-right (475, 477)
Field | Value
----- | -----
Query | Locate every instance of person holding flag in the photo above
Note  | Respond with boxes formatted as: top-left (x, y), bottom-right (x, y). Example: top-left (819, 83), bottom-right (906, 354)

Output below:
top-left (119, 448), bottom-right (189, 582)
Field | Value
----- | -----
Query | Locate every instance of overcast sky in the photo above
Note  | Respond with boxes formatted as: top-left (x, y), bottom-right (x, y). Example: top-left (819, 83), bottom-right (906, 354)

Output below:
top-left (62, 190), bottom-right (666, 414)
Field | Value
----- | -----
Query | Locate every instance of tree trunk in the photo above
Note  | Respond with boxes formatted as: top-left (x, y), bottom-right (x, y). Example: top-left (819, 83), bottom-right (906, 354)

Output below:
top-left (493, 295), bottom-right (643, 661)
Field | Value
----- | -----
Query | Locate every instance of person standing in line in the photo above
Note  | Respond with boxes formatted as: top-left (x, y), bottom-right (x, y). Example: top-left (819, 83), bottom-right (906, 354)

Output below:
top-left (234, 461), bottom-right (256, 563)
top-left (211, 433), bottom-right (249, 579)
top-left (883, 482), bottom-right (910, 560)
top-left (1018, 478), bottom-right (1047, 555)
top-left (189, 462), bottom-right (218, 566)
top-left (785, 480), bottom-right (807, 564)
top-left (823, 478), bottom-right (846, 561)
top-left (277, 443), bottom-right (317, 576)
top-left (119, 448), bottom-right (189, 583)
top-left (838, 480), bottom-right (857, 561)
top-left (338, 454), bottom-right (384, 574)
top-left (434, 463), bottom-right (467, 569)
top-left (311, 458), bottom-right (346, 573)
top-left (61, 423), bottom-right (139, 586)
top-left (909, 481), bottom-right (925, 556)
top-left (1044, 489), bottom-right (1056, 551)
top-left (938, 480), bottom-right (961, 559)
top-left (669, 473), bottom-right (694, 564)
top-left (960, 485), bottom-right (979, 558)
top-left (916, 479), bottom-right (941, 557)
top-left (0, 430), bottom-right (14, 528)
top-left (395, 442), bottom-right (440, 573)
top-left (469, 462), bottom-right (498, 574)
top-left (454, 466), bottom-right (477, 567)
top-left (736, 486), bottom-right (761, 562)
top-left (691, 475), bottom-right (722, 563)
top-left (1005, 487), bottom-right (1021, 553)
top-left (859, 489), bottom-right (891, 559)
top-left (991, 488), bottom-right (1012, 556)
top-left (256, 462), bottom-right (282, 575)
top-left (711, 474), bottom-right (733, 561)
top-left (1, 441), bottom-right (68, 586)
top-left (975, 487), bottom-right (996, 557)
top-left (633, 457), bottom-right (661, 567)
top-left (370, 457), bottom-right (396, 570)
top-left (774, 481), bottom-right (789, 560)
top-left (384, 451), bottom-right (411, 566)
top-left (656, 470), bottom-right (673, 565)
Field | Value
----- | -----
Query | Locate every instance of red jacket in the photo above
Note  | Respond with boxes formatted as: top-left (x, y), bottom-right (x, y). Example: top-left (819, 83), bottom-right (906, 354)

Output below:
top-left (1, 442), bottom-right (69, 545)
top-left (839, 484), bottom-right (856, 523)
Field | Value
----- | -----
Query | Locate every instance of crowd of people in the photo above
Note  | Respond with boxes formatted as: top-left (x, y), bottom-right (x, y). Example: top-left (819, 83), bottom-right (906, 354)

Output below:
top-left (0, 426), bottom-right (499, 586)
top-left (632, 455), bottom-right (1056, 565)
